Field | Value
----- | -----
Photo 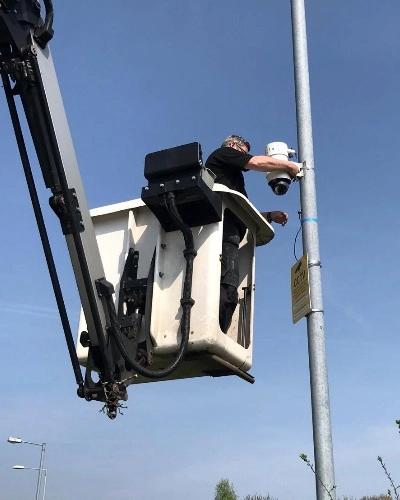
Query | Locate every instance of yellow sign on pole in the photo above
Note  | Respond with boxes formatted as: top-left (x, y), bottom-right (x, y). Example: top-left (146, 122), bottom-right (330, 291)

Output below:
top-left (291, 253), bottom-right (311, 324)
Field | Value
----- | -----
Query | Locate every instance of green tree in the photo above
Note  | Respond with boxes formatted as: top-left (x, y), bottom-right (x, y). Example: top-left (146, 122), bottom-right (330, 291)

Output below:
top-left (358, 496), bottom-right (391, 500)
top-left (214, 478), bottom-right (239, 500)
top-left (243, 495), bottom-right (278, 500)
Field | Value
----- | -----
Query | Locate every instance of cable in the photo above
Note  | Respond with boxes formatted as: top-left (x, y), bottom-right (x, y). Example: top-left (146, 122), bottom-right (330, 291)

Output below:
top-left (108, 192), bottom-right (197, 379)
top-left (293, 210), bottom-right (302, 261)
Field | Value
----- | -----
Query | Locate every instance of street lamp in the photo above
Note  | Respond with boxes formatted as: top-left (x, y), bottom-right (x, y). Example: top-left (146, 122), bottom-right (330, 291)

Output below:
top-left (7, 437), bottom-right (22, 443)
top-left (13, 466), bottom-right (48, 500)
top-left (7, 436), bottom-right (46, 500)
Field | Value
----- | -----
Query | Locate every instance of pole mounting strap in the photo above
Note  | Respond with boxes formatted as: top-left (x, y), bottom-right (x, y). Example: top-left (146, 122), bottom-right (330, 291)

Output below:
top-left (301, 217), bottom-right (318, 224)
top-left (308, 308), bottom-right (324, 315)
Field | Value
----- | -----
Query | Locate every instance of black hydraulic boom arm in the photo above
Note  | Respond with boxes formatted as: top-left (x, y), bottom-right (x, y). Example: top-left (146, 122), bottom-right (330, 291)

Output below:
top-left (0, 0), bottom-right (129, 418)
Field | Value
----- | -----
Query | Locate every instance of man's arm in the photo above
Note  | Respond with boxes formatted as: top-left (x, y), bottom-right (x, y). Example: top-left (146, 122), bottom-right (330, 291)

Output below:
top-left (246, 155), bottom-right (300, 178)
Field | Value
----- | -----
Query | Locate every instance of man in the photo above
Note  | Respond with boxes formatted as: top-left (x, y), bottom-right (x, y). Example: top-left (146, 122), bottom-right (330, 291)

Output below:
top-left (205, 134), bottom-right (300, 333)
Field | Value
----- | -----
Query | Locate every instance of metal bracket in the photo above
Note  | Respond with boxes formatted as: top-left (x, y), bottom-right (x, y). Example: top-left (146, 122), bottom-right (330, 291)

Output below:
top-left (49, 188), bottom-right (84, 235)
top-left (117, 248), bottom-right (154, 368)
top-left (308, 260), bottom-right (322, 268)
top-left (95, 278), bottom-right (115, 298)
top-left (295, 161), bottom-right (306, 179)
top-left (0, 53), bottom-right (36, 86)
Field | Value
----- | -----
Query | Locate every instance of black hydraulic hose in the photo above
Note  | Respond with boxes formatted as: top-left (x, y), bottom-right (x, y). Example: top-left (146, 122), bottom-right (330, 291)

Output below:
top-left (109, 192), bottom-right (197, 379)
top-left (42, 0), bottom-right (54, 26)
top-left (1, 72), bottom-right (84, 391)
top-left (34, 0), bottom-right (54, 46)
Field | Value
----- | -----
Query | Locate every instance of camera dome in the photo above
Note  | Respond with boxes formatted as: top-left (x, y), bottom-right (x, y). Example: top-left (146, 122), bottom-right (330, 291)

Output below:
top-left (268, 178), bottom-right (291, 196)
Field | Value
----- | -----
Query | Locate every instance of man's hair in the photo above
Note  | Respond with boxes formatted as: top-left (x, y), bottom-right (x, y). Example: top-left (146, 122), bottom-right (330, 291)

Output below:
top-left (221, 134), bottom-right (251, 152)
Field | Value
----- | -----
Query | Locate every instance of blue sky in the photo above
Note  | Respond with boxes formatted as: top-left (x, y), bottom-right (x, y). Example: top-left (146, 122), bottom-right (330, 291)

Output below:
top-left (1, 1), bottom-right (400, 499)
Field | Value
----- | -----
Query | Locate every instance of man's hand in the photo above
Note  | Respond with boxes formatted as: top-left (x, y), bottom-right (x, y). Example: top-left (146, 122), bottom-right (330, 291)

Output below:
top-left (271, 211), bottom-right (288, 225)
top-left (262, 211), bottom-right (289, 226)
top-left (286, 162), bottom-right (301, 179)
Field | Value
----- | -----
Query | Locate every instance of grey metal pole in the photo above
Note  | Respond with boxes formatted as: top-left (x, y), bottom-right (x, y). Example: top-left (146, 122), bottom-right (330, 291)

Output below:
top-left (290, 1), bottom-right (336, 499)
top-left (36, 443), bottom-right (46, 500)
top-left (42, 469), bottom-right (48, 500)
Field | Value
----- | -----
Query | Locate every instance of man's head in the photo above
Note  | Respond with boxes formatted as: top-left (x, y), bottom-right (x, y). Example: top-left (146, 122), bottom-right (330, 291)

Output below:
top-left (221, 134), bottom-right (251, 154)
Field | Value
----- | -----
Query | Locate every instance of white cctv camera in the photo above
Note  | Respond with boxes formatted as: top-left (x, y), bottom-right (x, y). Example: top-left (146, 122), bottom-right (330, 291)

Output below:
top-left (265, 142), bottom-right (301, 195)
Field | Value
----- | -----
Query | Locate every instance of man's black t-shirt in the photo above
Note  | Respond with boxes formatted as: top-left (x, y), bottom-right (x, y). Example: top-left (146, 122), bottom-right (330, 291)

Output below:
top-left (205, 147), bottom-right (253, 197)
top-left (205, 146), bottom-right (253, 241)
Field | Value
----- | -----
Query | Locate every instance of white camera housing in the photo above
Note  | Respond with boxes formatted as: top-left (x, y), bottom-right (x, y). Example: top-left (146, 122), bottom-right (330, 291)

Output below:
top-left (265, 142), bottom-right (296, 195)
